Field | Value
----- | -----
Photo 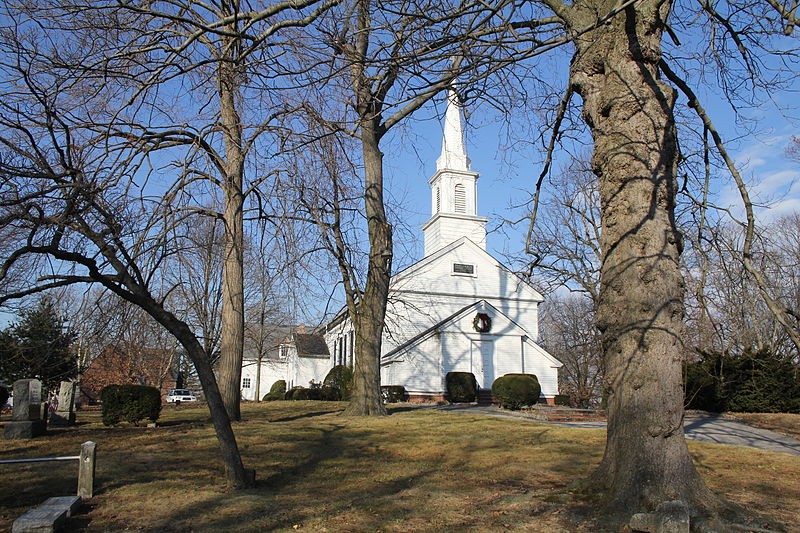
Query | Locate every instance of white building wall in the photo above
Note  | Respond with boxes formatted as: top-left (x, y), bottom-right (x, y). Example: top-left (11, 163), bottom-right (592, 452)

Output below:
top-left (290, 356), bottom-right (332, 389)
top-left (382, 306), bottom-right (560, 399)
top-left (381, 334), bottom-right (443, 395)
top-left (523, 339), bottom-right (560, 397)
top-left (241, 359), bottom-right (287, 401)
top-left (324, 241), bottom-right (559, 399)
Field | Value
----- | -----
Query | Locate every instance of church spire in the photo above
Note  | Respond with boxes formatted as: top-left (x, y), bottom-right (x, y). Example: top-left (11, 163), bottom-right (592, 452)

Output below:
top-left (422, 88), bottom-right (487, 257)
top-left (436, 89), bottom-right (471, 172)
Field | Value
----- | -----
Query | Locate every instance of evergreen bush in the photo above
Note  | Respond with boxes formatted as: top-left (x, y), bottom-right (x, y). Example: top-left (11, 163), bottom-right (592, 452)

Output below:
top-left (491, 374), bottom-right (541, 410)
top-left (262, 380), bottom-right (286, 401)
top-left (100, 384), bottom-right (161, 426)
top-left (323, 365), bottom-right (354, 401)
top-left (554, 394), bottom-right (571, 407)
top-left (685, 348), bottom-right (800, 413)
top-left (445, 371), bottom-right (479, 403)
top-left (319, 385), bottom-right (341, 401)
top-left (381, 385), bottom-right (407, 403)
top-left (285, 387), bottom-right (313, 401)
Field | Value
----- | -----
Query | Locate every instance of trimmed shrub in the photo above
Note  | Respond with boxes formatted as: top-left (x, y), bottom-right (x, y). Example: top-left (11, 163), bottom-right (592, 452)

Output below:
top-left (285, 387), bottom-right (314, 401)
top-left (319, 385), bottom-right (341, 401)
top-left (381, 385), bottom-right (407, 404)
top-left (554, 394), bottom-right (571, 407)
top-left (323, 365), bottom-right (354, 401)
top-left (262, 380), bottom-right (287, 402)
top-left (446, 372), bottom-right (478, 403)
top-left (100, 384), bottom-right (161, 426)
top-left (491, 374), bottom-right (541, 410)
top-left (0, 385), bottom-right (9, 408)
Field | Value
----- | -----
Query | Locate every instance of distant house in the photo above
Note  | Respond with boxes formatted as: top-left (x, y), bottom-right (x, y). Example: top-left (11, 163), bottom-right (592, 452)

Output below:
top-left (240, 328), bottom-right (331, 401)
top-left (243, 91), bottom-right (561, 403)
top-left (79, 344), bottom-right (178, 404)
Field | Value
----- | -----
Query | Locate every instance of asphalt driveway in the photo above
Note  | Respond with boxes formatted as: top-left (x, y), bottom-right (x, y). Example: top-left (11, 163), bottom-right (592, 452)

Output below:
top-left (424, 404), bottom-right (800, 455)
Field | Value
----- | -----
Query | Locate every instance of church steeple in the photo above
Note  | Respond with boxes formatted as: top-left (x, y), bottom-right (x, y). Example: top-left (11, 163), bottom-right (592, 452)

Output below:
top-left (421, 89), bottom-right (488, 256)
top-left (436, 89), bottom-right (471, 172)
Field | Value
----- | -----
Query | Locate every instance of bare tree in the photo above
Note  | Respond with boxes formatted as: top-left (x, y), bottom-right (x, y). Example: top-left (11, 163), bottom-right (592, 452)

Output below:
top-left (168, 215), bottom-right (226, 361)
top-left (528, 156), bottom-right (601, 300)
top-left (684, 214), bottom-right (800, 358)
top-left (540, 294), bottom-right (603, 407)
top-left (0, 19), bottom-right (253, 487)
top-left (284, 0), bottom-right (557, 415)
top-left (4, 0), bottom-right (343, 421)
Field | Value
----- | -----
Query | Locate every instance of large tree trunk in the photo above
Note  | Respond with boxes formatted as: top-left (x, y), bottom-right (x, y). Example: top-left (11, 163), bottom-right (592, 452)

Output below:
top-left (217, 36), bottom-right (246, 422)
top-left (343, 119), bottom-right (390, 416)
top-left (570, 1), bottom-right (724, 522)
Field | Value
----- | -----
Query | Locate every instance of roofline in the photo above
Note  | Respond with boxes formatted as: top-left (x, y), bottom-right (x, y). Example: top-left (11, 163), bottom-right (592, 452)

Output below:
top-left (382, 299), bottom-right (533, 363)
top-left (382, 300), bottom-right (483, 361)
top-left (391, 236), bottom-right (543, 301)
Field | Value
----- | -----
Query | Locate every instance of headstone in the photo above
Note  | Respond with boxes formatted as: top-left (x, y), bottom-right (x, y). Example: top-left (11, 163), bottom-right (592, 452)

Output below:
top-left (3, 379), bottom-right (47, 439)
top-left (11, 379), bottom-right (41, 420)
top-left (50, 381), bottom-right (76, 426)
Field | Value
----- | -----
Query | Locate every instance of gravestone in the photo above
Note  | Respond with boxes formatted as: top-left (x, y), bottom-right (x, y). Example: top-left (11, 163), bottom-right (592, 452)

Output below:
top-left (50, 381), bottom-right (76, 426)
top-left (3, 379), bottom-right (48, 439)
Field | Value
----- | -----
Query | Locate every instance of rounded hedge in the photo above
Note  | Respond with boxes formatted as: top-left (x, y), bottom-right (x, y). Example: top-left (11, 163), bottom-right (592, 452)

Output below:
top-left (263, 380), bottom-right (287, 401)
top-left (446, 371), bottom-right (478, 403)
top-left (491, 374), bottom-right (541, 410)
top-left (286, 387), bottom-right (321, 401)
top-left (554, 394), bottom-right (571, 407)
top-left (100, 384), bottom-right (161, 426)
top-left (323, 365), bottom-right (354, 401)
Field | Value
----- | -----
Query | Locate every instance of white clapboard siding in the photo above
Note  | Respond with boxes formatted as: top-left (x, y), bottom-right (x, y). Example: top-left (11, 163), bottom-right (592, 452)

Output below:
top-left (241, 359), bottom-right (287, 401)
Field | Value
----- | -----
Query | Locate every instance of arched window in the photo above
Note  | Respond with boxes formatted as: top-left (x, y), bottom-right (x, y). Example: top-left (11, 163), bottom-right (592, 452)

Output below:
top-left (454, 183), bottom-right (466, 213)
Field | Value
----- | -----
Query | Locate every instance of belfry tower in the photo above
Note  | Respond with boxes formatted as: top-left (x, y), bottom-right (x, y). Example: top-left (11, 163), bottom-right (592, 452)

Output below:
top-left (421, 89), bottom-right (488, 257)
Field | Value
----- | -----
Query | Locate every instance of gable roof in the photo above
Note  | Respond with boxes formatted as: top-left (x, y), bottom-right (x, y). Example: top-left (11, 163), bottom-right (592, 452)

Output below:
top-left (294, 333), bottom-right (330, 358)
top-left (391, 236), bottom-right (543, 302)
top-left (322, 237), bottom-right (544, 333)
top-left (382, 299), bottom-right (561, 367)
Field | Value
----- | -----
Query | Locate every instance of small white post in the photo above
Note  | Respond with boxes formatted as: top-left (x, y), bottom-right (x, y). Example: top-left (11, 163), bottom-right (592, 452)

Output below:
top-left (77, 441), bottom-right (96, 499)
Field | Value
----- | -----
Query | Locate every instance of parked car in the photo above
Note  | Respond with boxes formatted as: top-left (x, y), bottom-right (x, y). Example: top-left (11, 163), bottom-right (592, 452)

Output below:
top-left (166, 389), bottom-right (197, 405)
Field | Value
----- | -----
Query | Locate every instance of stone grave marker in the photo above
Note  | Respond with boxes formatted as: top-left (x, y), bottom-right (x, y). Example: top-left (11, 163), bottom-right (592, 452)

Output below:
top-left (50, 381), bottom-right (77, 426)
top-left (3, 378), bottom-right (48, 439)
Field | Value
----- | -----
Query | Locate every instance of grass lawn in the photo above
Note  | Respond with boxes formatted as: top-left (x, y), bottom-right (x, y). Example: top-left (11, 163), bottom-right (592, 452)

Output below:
top-left (1, 402), bottom-right (799, 532)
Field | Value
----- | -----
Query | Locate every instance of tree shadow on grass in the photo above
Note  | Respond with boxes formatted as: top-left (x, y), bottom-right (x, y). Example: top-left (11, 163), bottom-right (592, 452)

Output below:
top-left (269, 409), bottom-right (344, 423)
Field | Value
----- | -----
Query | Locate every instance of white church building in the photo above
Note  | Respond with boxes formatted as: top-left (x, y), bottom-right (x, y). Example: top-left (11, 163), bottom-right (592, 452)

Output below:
top-left (241, 90), bottom-right (562, 402)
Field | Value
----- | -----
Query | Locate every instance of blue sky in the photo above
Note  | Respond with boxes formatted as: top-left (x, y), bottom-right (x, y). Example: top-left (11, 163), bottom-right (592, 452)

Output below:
top-left (382, 88), bottom-right (800, 272)
top-left (2, 68), bottom-right (798, 329)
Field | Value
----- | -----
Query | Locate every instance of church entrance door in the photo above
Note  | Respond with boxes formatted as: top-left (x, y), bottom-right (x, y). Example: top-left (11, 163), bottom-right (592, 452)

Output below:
top-left (472, 339), bottom-right (495, 389)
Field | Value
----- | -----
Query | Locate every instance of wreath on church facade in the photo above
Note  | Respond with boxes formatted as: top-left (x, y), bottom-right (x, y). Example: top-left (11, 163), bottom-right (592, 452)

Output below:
top-left (473, 313), bottom-right (491, 333)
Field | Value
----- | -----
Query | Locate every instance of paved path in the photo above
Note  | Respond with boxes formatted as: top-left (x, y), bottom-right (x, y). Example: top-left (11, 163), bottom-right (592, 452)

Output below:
top-left (422, 404), bottom-right (800, 455)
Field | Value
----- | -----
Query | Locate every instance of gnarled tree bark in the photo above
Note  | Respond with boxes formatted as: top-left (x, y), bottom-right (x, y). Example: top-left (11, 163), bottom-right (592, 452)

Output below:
top-left (568, 0), bottom-right (728, 522)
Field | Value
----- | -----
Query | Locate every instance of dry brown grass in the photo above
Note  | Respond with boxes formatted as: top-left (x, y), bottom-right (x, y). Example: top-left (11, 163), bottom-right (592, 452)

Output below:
top-left (1, 403), bottom-right (799, 532)
top-left (731, 412), bottom-right (800, 441)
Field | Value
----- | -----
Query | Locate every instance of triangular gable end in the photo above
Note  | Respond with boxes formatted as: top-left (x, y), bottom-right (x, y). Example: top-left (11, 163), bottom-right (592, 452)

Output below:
top-left (392, 236), bottom-right (544, 303)
top-left (382, 299), bottom-right (530, 364)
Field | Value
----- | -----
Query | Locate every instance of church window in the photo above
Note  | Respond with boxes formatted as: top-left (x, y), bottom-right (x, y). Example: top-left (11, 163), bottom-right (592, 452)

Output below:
top-left (453, 263), bottom-right (475, 275)
top-left (279, 345), bottom-right (289, 361)
top-left (454, 184), bottom-right (466, 213)
top-left (349, 330), bottom-right (355, 361)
